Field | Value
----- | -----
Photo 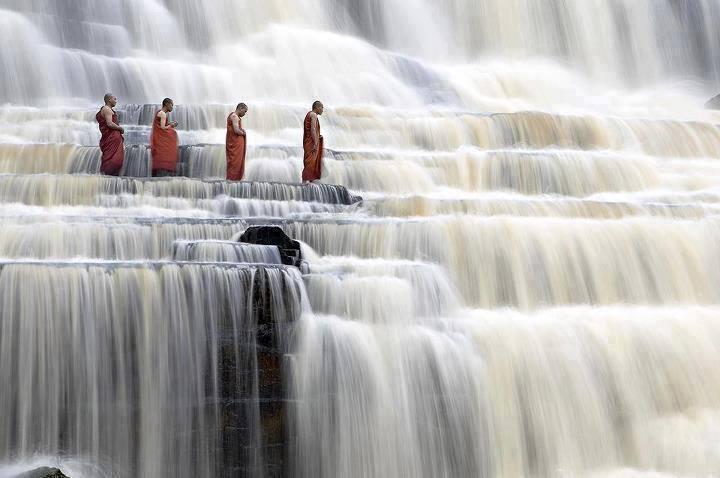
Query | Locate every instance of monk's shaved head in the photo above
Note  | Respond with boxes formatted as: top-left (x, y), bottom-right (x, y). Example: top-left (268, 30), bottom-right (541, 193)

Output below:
top-left (312, 100), bottom-right (324, 115)
top-left (161, 97), bottom-right (174, 112)
top-left (104, 93), bottom-right (117, 107)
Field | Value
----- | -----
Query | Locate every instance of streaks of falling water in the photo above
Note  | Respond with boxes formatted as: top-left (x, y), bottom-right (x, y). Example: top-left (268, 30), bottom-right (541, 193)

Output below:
top-left (2, 0), bottom-right (720, 477)
top-left (0, 262), bottom-right (309, 478)
top-left (1, 214), bottom-right (719, 308)
top-left (3, 0), bottom-right (720, 105)
top-left (0, 174), bottom-right (358, 206)
top-left (291, 306), bottom-right (720, 478)
top-left (285, 216), bottom-right (720, 308)
top-left (173, 240), bottom-right (283, 264)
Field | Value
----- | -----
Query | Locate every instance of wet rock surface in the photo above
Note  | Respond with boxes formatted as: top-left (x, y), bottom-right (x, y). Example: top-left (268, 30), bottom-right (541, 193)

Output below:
top-left (240, 226), bottom-right (304, 268)
top-left (16, 468), bottom-right (69, 478)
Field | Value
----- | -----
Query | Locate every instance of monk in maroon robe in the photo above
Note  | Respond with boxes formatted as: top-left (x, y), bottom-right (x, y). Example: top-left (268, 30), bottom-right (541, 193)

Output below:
top-left (151, 97), bottom-right (179, 176)
top-left (96, 93), bottom-right (125, 175)
top-left (302, 100), bottom-right (324, 182)
top-left (226, 103), bottom-right (248, 181)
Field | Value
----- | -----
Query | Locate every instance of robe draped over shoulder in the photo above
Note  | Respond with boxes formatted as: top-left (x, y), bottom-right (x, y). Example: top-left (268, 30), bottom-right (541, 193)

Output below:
top-left (301, 111), bottom-right (323, 182)
top-left (226, 113), bottom-right (247, 181)
top-left (96, 108), bottom-right (124, 176)
top-left (150, 110), bottom-right (179, 174)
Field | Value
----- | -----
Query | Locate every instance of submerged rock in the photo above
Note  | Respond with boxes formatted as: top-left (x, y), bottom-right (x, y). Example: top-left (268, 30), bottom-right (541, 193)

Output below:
top-left (16, 468), bottom-right (69, 478)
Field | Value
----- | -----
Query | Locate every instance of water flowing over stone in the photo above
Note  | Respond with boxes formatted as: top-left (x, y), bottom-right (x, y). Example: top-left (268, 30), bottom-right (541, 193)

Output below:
top-left (0, 262), bottom-right (308, 477)
top-left (174, 240), bottom-right (283, 264)
top-left (2, 1), bottom-right (720, 477)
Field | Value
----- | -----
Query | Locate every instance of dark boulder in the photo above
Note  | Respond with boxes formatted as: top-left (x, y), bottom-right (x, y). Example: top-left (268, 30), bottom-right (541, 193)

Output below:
top-left (239, 226), bottom-right (303, 268)
top-left (16, 468), bottom-right (69, 478)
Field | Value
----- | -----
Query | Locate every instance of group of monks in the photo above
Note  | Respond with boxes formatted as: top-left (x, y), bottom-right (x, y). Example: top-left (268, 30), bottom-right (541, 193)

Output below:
top-left (96, 94), bottom-right (325, 182)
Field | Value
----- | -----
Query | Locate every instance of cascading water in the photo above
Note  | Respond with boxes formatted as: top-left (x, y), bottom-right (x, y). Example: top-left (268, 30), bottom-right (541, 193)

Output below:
top-left (2, 1), bottom-right (720, 477)
top-left (0, 262), bottom-right (308, 477)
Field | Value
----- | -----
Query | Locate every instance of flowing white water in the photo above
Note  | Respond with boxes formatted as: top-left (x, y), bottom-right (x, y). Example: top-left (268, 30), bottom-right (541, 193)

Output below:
top-left (0, 262), bottom-right (308, 477)
top-left (2, 1), bottom-right (720, 477)
top-left (173, 240), bottom-right (283, 264)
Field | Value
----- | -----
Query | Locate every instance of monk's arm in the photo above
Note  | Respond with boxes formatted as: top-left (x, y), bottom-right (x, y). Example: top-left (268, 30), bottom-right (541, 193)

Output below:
top-left (102, 107), bottom-right (124, 134)
top-left (158, 111), bottom-right (175, 130)
top-left (231, 114), bottom-right (243, 136)
top-left (310, 113), bottom-right (319, 150)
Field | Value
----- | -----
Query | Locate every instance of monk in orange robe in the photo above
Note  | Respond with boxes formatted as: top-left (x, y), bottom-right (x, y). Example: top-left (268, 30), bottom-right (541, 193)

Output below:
top-left (96, 93), bottom-right (125, 175)
top-left (150, 97), bottom-right (179, 176)
top-left (302, 100), bottom-right (324, 182)
top-left (226, 103), bottom-right (248, 181)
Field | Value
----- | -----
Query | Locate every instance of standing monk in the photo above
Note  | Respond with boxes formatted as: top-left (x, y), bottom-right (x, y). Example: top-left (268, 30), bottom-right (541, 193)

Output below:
top-left (150, 98), bottom-right (179, 177)
top-left (302, 100), bottom-right (324, 183)
top-left (226, 103), bottom-right (248, 181)
top-left (96, 93), bottom-right (125, 175)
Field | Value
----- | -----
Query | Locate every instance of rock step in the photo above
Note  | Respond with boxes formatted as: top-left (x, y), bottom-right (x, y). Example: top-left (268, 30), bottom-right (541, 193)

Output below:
top-left (173, 240), bottom-right (284, 264)
top-left (0, 174), bottom-right (362, 206)
top-left (4, 106), bottom-right (719, 158)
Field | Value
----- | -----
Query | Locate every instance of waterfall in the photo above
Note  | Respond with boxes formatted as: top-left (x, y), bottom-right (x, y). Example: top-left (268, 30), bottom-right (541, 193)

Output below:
top-left (3, 0), bottom-right (720, 106)
top-left (2, 0), bottom-right (720, 477)
top-left (173, 240), bottom-right (283, 264)
top-left (0, 262), bottom-right (308, 477)
top-left (291, 306), bottom-right (720, 477)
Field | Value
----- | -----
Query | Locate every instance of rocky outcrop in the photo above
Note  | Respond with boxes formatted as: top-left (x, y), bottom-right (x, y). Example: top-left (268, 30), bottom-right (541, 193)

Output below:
top-left (240, 226), bottom-right (304, 268)
top-left (17, 468), bottom-right (69, 478)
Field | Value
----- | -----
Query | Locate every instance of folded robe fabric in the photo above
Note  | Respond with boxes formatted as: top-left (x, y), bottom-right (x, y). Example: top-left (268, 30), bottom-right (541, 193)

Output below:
top-left (301, 111), bottom-right (323, 182)
top-left (150, 110), bottom-right (178, 174)
top-left (225, 113), bottom-right (247, 181)
top-left (96, 108), bottom-right (124, 176)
